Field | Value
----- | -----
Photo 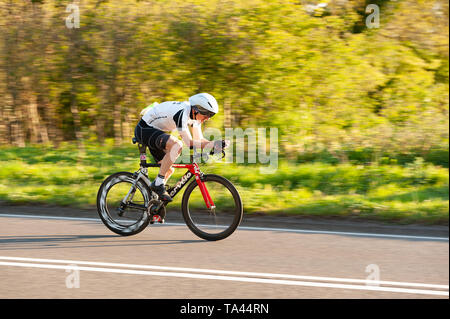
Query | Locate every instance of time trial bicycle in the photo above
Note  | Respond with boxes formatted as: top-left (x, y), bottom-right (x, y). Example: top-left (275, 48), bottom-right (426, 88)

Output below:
top-left (96, 138), bottom-right (243, 241)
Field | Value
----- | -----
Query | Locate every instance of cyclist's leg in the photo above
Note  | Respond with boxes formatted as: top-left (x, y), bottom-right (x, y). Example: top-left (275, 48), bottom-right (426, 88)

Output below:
top-left (135, 120), bottom-right (173, 195)
top-left (159, 165), bottom-right (175, 184)
top-left (158, 136), bottom-right (182, 180)
top-left (135, 119), bottom-right (170, 164)
top-left (148, 134), bottom-right (181, 201)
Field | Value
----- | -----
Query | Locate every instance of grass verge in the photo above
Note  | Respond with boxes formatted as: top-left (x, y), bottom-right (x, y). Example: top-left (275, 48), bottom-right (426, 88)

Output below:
top-left (0, 142), bottom-right (448, 225)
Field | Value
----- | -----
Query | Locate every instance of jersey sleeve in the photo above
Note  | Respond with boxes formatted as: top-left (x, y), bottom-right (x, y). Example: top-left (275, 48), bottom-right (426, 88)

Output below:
top-left (191, 121), bottom-right (201, 128)
top-left (172, 109), bottom-right (188, 132)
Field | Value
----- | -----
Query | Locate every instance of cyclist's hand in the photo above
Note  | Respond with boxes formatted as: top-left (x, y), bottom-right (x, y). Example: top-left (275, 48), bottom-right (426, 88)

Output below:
top-left (213, 140), bottom-right (230, 153)
top-left (222, 139), bottom-right (231, 149)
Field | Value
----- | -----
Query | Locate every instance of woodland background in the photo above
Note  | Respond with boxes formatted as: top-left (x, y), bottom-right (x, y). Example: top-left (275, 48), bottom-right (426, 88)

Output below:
top-left (0, 0), bottom-right (448, 223)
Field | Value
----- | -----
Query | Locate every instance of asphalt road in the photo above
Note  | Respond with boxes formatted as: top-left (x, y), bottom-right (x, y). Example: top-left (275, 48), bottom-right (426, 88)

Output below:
top-left (0, 210), bottom-right (448, 300)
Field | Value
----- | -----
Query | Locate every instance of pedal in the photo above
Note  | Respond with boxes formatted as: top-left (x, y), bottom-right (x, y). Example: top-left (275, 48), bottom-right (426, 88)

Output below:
top-left (150, 214), bottom-right (164, 224)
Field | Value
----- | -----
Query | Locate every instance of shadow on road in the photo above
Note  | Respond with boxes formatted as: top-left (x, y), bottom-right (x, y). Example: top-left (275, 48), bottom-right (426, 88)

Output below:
top-left (0, 234), bottom-right (203, 250)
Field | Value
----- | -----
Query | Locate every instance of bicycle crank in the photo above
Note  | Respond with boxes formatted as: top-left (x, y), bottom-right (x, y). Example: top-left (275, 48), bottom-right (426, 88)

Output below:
top-left (147, 199), bottom-right (166, 224)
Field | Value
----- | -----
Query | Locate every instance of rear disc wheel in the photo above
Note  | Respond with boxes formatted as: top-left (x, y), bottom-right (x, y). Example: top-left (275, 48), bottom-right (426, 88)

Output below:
top-left (97, 172), bottom-right (151, 236)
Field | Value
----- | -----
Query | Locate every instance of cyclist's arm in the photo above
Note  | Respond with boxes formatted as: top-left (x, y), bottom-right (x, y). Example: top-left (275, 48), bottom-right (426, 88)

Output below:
top-left (178, 129), bottom-right (211, 149)
top-left (179, 123), bottom-right (228, 151)
top-left (191, 124), bottom-right (214, 149)
top-left (178, 130), bottom-right (193, 147)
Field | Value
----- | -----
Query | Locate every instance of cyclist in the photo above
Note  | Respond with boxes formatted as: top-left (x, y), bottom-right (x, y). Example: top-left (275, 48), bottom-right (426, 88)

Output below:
top-left (134, 93), bottom-right (228, 202)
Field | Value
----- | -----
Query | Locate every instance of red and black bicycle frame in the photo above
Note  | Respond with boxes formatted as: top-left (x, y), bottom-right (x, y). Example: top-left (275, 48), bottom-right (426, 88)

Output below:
top-left (138, 141), bottom-right (215, 210)
top-left (169, 163), bottom-right (215, 210)
top-left (143, 161), bottom-right (215, 210)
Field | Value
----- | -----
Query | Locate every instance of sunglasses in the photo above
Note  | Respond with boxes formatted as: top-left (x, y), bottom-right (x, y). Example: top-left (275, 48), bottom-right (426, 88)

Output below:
top-left (193, 105), bottom-right (215, 118)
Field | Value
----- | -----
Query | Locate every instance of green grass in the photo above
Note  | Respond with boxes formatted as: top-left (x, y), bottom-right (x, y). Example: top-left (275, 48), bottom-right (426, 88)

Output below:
top-left (0, 142), bottom-right (448, 225)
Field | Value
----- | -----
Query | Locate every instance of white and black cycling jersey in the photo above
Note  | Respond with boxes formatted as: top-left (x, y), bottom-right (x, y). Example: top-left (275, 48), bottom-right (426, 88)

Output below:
top-left (141, 101), bottom-right (201, 133)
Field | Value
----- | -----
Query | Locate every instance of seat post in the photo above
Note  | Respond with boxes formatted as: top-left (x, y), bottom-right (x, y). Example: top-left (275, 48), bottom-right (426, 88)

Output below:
top-left (132, 137), bottom-right (149, 172)
top-left (138, 143), bottom-right (147, 168)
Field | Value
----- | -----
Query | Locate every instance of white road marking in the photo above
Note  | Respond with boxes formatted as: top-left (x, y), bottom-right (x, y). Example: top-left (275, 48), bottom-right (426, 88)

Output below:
top-left (0, 256), bottom-right (447, 290)
top-left (236, 225), bottom-right (449, 241)
top-left (0, 213), bottom-right (448, 241)
top-left (0, 256), bottom-right (448, 296)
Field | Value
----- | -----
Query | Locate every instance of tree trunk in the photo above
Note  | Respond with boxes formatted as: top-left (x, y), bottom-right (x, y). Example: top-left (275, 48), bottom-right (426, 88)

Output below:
top-left (224, 98), bottom-right (232, 128)
top-left (27, 96), bottom-right (40, 144)
top-left (113, 102), bottom-right (123, 146)
top-left (10, 103), bottom-right (26, 147)
top-left (67, 27), bottom-right (84, 150)
top-left (36, 94), bottom-right (50, 144)
top-left (0, 105), bottom-right (6, 145)
top-left (70, 90), bottom-right (84, 150)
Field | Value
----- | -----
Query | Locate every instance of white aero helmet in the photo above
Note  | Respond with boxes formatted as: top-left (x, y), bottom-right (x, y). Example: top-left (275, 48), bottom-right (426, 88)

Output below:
top-left (189, 93), bottom-right (219, 117)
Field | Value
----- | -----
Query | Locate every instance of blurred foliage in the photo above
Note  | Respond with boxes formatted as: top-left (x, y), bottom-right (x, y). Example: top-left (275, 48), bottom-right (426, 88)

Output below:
top-left (0, 0), bottom-right (448, 167)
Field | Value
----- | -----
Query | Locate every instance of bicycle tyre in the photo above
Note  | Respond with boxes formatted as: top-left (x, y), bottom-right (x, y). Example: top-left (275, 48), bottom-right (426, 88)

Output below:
top-left (181, 174), bottom-right (243, 241)
top-left (97, 171), bottom-right (151, 236)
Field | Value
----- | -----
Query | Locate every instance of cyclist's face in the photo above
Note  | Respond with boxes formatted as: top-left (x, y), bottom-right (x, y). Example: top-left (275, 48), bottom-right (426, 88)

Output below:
top-left (197, 113), bottom-right (211, 123)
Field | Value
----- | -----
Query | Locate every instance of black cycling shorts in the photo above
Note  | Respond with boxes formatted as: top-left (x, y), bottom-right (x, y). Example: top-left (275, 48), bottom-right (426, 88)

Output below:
top-left (134, 119), bottom-right (170, 163)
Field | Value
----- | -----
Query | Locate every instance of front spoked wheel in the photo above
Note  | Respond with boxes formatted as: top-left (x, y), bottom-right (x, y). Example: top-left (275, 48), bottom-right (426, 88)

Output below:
top-left (97, 172), bottom-right (151, 236)
top-left (182, 174), bottom-right (243, 241)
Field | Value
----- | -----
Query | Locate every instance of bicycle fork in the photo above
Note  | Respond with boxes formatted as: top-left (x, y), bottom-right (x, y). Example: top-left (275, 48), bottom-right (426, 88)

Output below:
top-left (194, 174), bottom-right (216, 212)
